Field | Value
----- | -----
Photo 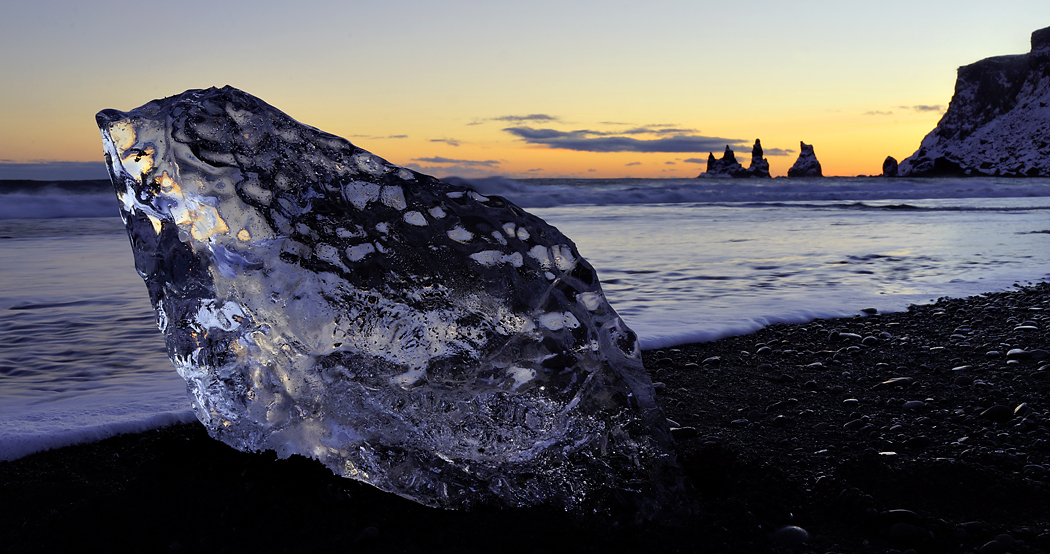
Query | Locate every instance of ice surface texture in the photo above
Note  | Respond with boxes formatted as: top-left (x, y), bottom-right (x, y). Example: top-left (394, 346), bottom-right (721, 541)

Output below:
top-left (96, 87), bottom-right (683, 517)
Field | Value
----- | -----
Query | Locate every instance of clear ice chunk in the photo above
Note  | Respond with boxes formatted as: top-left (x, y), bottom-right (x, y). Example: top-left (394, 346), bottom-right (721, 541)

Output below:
top-left (96, 86), bottom-right (685, 517)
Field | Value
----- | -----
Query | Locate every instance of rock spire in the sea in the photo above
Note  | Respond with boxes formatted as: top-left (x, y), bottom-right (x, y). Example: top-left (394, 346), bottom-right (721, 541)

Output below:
top-left (699, 145), bottom-right (746, 178)
top-left (787, 141), bottom-right (823, 177)
top-left (899, 26), bottom-right (1050, 177)
top-left (698, 140), bottom-right (770, 178)
top-left (95, 86), bottom-right (686, 518)
top-left (747, 139), bottom-right (771, 178)
top-left (882, 156), bottom-right (899, 177)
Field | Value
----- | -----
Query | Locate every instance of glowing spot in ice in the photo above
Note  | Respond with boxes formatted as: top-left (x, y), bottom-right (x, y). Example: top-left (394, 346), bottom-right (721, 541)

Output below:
top-left (509, 366), bottom-right (536, 390)
top-left (397, 168), bottom-right (414, 180)
top-left (447, 226), bottom-right (473, 242)
top-left (238, 229), bottom-right (251, 241)
top-left (157, 171), bottom-right (229, 241)
top-left (539, 312), bottom-right (567, 330)
top-left (516, 227), bottom-right (530, 241)
top-left (470, 250), bottom-right (525, 268)
top-left (551, 245), bottom-right (576, 271)
top-left (353, 153), bottom-right (388, 175)
top-left (528, 245), bottom-right (551, 268)
top-left (195, 300), bottom-right (247, 331)
top-left (577, 292), bottom-right (602, 311)
top-left (343, 181), bottom-right (381, 210)
top-left (347, 243), bottom-right (375, 261)
top-left (428, 206), bottom-right (446, 219)
top-left (147, 214), bottom-right (162, 234)
top-left (380, 186), bottom-right (407, 210)
top-left (403, 211), bottom-right (427, 226)
top-left (470, 251), bottom-right (503, 266)
top-left (469, 192), bottom-right (489, 202)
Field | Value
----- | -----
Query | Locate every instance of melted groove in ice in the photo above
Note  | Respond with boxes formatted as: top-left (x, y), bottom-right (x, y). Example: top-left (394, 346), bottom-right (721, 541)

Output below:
top-left (96, 86), bottom-right (684, 517)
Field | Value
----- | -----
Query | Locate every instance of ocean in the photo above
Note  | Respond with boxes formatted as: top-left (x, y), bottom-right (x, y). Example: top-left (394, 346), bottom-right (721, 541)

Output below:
top-left (1, 176), bottom-right (1049, 460)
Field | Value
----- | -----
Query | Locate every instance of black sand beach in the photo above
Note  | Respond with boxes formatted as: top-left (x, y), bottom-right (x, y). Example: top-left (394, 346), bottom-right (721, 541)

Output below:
top-left (2, 282), bottom-right (1048, 553)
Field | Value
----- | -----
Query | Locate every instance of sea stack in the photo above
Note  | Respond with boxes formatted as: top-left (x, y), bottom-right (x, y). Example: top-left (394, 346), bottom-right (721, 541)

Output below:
top-left (95, 86), bottom-right (687, 518)
top-left (699, 145), bottom-right (747, 178)
top-left (698, 140), bottom-right (770, 178)
top-left (899, 26), bottom-right (1050, 177)
top-left (746, 139), bottom-right (771, 178)
top-left (787, 141), bottom-right (823, 177)
top-left (882, 156), bottom-right (899, 177)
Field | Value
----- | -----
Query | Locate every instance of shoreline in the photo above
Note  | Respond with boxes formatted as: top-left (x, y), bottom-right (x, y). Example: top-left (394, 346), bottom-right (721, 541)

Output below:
top-left (1, 282), bottom-right (1048, 552)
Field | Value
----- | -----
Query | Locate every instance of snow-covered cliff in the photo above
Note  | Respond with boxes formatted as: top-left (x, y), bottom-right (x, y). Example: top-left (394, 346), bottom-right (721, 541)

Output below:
top-left (899, 27), bottom-right (1050, 177)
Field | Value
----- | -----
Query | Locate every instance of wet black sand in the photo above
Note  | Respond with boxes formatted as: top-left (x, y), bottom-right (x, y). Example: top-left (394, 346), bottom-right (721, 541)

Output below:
top-left (2, 282), bottom-right (1048, 553)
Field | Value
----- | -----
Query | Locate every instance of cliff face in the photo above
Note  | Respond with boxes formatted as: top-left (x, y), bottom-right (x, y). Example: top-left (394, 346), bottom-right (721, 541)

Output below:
top-left (899, 27), bottom-right (1050, 177)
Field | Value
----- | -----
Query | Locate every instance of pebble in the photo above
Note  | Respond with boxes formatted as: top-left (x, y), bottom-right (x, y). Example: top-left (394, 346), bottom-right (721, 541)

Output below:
top-left (980, 405), bottom-right (1013, 422)
top-left (881, 509), bottom-right (921, 523)
top-left (985, 351), bottom-right (1001, 359)
top-left (771, 525), bottom-right (809, 546)
top-left (978, 539), bottom-right (1006, 554)
top-left (756, 346), bottom-right (772, 356)
top-left (861, 307), bottom-right (878, 314)
top-left (874, 377), bottom-right (914, 390)
top-left (862, 336), bottom-right (879, 346)
top-left (1007, 348), bottom-right (1031, 360)
top-left (670, 426), bottom-right (698, 440)
top-left (844, 419), bottom-right (866, 430)
top-left (902, 400), bottom-right (925, 410)
top-left (701, 356), bottom-right (721, 367)
top-left (954, 375), bottom-right (974, 386)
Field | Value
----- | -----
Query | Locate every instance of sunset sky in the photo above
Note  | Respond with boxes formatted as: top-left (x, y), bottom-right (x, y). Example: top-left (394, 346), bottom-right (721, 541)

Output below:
top-left (2, 1), bottom-right (1048, 179)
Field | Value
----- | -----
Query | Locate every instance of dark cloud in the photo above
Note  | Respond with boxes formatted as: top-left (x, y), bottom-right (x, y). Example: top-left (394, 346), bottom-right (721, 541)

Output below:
top-left (504, 126), bottom-right (747, 153)
top-left (683, 158), bottom-right (707, 164)
top-left (898, 105), bottom-right (945, 113)
top-left (469, 114), bottom-right (559, 126)
top-left (413, 156), bottom-right (500, 167)
top-left (863, 110), bottom-right (894, 116)
top-left (625, 162), bottom-right (641, 166)
top-left (621, 126), bottom-right (700, 136)
top-left (763, 148), bottom-right (794, 156)
top-left (0, 161), bottom-right (109, 180)
top-left (430, 138), bottom-right (461, 147)
top-left (665, 161), bottom-right (676, 165)
top-left (491, 114), bottom-right (559, 123)
top-left (349, 134), bottom-right (408, 140)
